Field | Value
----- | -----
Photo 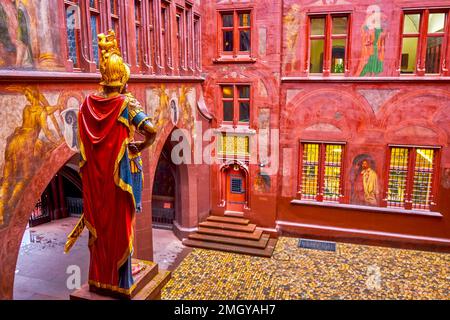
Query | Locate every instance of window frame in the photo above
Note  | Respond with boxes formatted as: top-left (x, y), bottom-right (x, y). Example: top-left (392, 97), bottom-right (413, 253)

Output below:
top-left (399, 9), bottom-right (450, 76)
top-left (193, 14), bottom-right (202, 71)
top-left (307, 13), bottom-right (351, 76)
top-left (297, 141), bottom-right (346, 203)
top-left (63, 0), bottom-right (83, 70)
top-left (217, 9), bottom-right (254, 61)
top-left (383, 145), bottom-right (441, 211)
top-left (219, 83), bottom-right (252, 127)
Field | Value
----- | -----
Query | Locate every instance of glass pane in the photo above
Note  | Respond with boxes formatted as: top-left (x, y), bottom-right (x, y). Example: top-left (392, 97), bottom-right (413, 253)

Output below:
top-left (222, 86), bottom-right (233, 98)
top-left (331, 39), bottom-right (346, 73)
top-left (90, 0), bottom-right (97, 8)
top-left (223, 101), bottom-right (234, 122)
top-left (403, 14), bottom-right (421, 34)
top-left (236, 136), bottom-right (249, 156)
top-left (387, 147), bottom-right (409, 208)
top-left (223, 31), bottom-right (233, 51)
top-left (309, 39), bottom-right (324, 73)
top-left (310, 18), bottom-right (325, 36)
top-left (238, 86), bottom-right (250, 98)
top-left (90, 15), bottom-right (99, 66)
top-left (135, 0), bottom-right (140, 20)
top-left (332, 17), bottom-right (348, 35)
top-left (428, 13), bottom-right (446, 33)
top-left (239, 102), bottom-right (249, 122)
top-left (425, 37), bottom-right (443, 74)
top-left (66, 7), bottom-right (78, 66)
top-left (400, 37), bottom-right (418, 74)
top-left (301, 143), bottom-right (319, 200)
top-left (412, 149), bottom-right (435, 210)
top-left (222, 14), bottom-right (233, 27)
top-left (136, 27), bottom-right (140, 64)
top-left (323, 145), bottom-right (342, 202)
top-left (239, 13), bottom-right (250, 27)
top-left (239, 30), bottom-right (251, 51)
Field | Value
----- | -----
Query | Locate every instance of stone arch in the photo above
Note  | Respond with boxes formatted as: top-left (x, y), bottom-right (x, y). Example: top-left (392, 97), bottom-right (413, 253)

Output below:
top-left (147, 123), bottom-right (199, 237)
top-left (0, 143), bottom-right (75, 299)
top-left (283, 88), bottom-right (375, 135)
top-left (378, 89), bottom-right (450, 129)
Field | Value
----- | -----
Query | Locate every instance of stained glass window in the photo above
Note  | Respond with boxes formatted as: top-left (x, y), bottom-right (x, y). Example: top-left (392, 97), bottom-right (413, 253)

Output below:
top-left (299, 142), bottom-right (344, 202)
top-left (387, 146), bottom-right (438, 210)
top-left (218, 135), bottom-right (250, 157)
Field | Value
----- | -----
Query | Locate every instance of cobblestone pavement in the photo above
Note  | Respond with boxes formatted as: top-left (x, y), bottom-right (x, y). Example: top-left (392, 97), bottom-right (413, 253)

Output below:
top-left (162, 237), bottom-right (450, 300)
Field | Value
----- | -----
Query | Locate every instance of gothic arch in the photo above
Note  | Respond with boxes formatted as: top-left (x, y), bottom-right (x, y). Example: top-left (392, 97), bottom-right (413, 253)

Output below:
top-left (0, 143), bottom-right (75, 299)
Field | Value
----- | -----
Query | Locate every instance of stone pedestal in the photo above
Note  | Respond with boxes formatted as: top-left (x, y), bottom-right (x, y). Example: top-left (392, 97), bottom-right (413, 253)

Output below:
top-left (70, 259), bottom-right (171, 300)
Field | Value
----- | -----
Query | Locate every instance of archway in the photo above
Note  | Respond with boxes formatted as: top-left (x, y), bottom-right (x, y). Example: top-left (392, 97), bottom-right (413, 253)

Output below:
top-left (0, 143), bottom-right (77, 299)
top-left (13, 154), bottom-right (89, 299)
top-left (150, 128), bottom-right (194, 271)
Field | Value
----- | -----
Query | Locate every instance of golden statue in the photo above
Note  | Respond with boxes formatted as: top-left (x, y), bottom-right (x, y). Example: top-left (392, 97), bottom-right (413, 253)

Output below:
top-left (64, 29), bottom-right (157, 298)
top-left (0, 86), bottom-right (62, 226)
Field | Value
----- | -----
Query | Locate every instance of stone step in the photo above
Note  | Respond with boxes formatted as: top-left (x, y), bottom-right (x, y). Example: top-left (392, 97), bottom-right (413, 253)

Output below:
top-left (183, 238), bottom-right (278, 258)
top-left (134, 270), bottom-right (171, 300)
top-left (206, 215), bottom-right (250, 225)
top-left (188, 233), bottom-right (270, 249)
top-left (197, 226), bottom-right (263, 240)
top-left (224, 210), bottom-right (244, 217)
top-left (199, 221), bottom-right (256, 233)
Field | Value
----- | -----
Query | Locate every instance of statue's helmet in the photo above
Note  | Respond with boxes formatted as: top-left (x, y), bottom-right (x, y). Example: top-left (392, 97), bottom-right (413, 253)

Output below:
top-left (98, 30), bottom-right (130, 88)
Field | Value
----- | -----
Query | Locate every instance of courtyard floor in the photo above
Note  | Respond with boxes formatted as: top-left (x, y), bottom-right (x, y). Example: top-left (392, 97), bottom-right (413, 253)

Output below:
top-left (14, 217), bottom-right (189, 299)
top-left (162, 237), bottom-right (450, 300)
top-left (12, 217), bottom-right (450, 300)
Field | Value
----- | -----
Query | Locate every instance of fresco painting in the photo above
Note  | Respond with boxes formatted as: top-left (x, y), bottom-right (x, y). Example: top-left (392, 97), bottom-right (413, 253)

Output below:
top-left (0, 87), bottom-right (84, 227)
top-left (0, 0), bottom-right (64, 70)
top-left (283, 4), bottom-right (301, 71)
top-left (350, 154), bottom-right (380, 207)
top-left (357, 5), bottom-right (386, 76)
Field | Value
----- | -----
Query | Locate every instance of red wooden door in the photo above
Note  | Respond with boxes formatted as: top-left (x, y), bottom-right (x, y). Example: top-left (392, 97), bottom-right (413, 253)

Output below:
top-left (226, 169), bottom-right (246, 212)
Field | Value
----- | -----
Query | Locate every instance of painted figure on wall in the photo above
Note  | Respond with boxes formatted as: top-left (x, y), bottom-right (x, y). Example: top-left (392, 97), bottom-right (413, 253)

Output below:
top-left (283, 4), bottom-right (301, 72)
top-left (350, 154), bottom-right (379, 206)
top-left (64, 30), bottom-right (157, 298)
top-left (179, 85), bottom-right (195, 135)
top-left (254, 171), bottom-right (271, 193)
top-left (0, 0), bottom-right (62, 69)
top-left (0, 0), bottom-right (33, 68)
top-left (153, 84), bottom-right (170, 130)
top-left (357, 5), bottom-right (386, 76)
top-left (0, 86), bottom-right (69, 226)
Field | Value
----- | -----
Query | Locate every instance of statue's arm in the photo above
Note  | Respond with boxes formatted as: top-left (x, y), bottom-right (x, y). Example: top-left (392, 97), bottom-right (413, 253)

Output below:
top-left (127, 95), bottom-right (157, 153)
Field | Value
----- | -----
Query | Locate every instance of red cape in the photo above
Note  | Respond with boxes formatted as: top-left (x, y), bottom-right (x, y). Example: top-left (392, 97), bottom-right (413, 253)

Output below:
top-left (78, 94), bottom-right (134, 291)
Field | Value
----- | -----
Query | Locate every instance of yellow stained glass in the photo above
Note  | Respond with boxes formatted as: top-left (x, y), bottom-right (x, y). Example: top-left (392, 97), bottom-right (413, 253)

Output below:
top-left (218, 135), bottom-right (249, 156)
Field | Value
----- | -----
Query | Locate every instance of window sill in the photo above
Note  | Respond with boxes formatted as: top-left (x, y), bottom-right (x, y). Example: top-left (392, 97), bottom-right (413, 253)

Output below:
top-left (290, 199), bottom-right (443, 218)
top-left (213, 56), bottom-right (256, 64)
top-left (214, 125), bottom-right (256, 135)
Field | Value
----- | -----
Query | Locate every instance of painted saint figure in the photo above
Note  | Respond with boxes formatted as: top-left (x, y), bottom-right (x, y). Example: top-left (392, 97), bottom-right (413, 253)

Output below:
top-left (64, 30), bottom-right (156, 297)
top-left (360, 160), bottom-right (379, 206)
top-left (357, 5), bottom-right (386, 76)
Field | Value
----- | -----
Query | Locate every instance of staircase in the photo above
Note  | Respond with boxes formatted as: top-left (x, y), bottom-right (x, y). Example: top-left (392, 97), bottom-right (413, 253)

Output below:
top-left (183, 216), bottom-right (277, 257)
